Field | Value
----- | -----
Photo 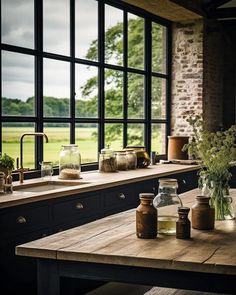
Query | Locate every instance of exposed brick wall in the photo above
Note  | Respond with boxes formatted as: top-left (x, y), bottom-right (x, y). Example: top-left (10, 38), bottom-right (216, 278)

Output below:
top-left (203, 20), bottom-right (224, 131)
top-left (171, 20), bottom-right (204, 135)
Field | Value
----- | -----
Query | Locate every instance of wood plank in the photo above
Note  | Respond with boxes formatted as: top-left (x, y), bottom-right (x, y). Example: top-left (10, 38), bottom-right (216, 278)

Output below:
top-left (16, 188), bottom-right (236, 275)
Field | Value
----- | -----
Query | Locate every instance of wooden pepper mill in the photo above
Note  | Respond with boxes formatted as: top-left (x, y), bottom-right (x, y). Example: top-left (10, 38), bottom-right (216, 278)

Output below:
top-left (136, 193), bottom-right (157, 239)
top-left (192, 196), bottom-right (215, 230)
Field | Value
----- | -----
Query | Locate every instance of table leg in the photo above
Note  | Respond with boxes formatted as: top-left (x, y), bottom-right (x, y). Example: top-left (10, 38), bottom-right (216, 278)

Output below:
top-left (37, 259), bottom-right (60, 295)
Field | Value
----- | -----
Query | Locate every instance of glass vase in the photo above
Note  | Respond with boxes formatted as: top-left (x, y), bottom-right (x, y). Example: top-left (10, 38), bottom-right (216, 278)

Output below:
top-left (210, 184), bottom-right (234, 220)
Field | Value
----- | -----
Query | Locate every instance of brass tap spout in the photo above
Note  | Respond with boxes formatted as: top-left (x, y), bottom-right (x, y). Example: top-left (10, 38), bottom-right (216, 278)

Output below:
top-left (18, 133), bottom-right (49, 183)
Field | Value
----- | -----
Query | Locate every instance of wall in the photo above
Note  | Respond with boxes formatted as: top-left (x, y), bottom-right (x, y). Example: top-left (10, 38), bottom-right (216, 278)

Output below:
top-left (171, 20), bottom-right (204, 135)
top-left (171, 18), bottom-right (234, 134)
top-left (203, 20), bottom-right (224, 131)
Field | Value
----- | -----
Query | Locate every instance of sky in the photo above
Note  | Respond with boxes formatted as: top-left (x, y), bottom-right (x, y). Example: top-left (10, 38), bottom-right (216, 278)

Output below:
top-left (1, 0), bottom-right (123, 101)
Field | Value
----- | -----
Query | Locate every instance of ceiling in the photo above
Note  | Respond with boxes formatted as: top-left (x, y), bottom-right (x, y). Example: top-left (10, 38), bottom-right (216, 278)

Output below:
top-left (123, 0), bottom-right (236, 21)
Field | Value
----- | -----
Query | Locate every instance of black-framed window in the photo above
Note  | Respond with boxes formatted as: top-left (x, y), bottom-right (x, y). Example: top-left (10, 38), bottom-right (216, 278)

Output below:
top-left (0, 0), bottom-right (171, 172)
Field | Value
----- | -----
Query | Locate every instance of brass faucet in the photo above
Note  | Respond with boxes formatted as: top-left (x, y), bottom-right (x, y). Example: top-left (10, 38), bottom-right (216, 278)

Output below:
top-left (16, 133), bottom-right (49, 183)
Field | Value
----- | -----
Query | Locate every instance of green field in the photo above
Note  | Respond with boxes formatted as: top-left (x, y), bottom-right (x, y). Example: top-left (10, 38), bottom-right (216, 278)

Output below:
top-left (2, 127), bottom-right (163, 169)
top-left (2, 127), bottom-right (99, 168)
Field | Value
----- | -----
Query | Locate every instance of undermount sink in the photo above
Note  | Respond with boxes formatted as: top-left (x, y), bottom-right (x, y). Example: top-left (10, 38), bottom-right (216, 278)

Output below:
top-left (14, 180), bottom-right (90, 193)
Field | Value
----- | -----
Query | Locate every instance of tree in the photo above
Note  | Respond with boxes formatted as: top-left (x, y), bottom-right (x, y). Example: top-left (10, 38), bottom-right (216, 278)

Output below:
top-left (80, 18), bottom-right (164, 147)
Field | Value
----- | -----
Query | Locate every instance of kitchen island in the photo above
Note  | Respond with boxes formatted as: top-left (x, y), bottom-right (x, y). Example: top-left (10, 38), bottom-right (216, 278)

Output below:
top-left (16, 188), bottom-right (236, 295)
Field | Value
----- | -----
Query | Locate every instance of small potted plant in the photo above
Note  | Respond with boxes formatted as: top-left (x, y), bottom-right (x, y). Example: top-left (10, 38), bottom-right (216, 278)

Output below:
top-left (0, 153), bottom-right (15, 176)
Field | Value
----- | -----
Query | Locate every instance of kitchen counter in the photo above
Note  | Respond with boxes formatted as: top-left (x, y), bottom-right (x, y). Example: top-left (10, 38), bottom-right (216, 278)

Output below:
top-left (0, 164), bottom-right (199, 208)
top-left (16, 188), bottom-right (236, 294)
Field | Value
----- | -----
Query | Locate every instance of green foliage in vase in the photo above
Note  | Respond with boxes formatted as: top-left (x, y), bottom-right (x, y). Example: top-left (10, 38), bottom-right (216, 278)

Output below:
top-left (0, 153), bottom-right (15, 171)
top-left (183, 115), bottom-right (236, 220)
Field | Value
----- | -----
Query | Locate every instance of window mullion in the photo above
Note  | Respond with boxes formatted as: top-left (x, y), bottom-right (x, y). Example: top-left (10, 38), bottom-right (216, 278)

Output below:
top-left (144, 19), bottom-right (152, 155)
top-left (98, 1), bottom-right (105, 151)
top-left (70, 0), bottom-right (75, 144)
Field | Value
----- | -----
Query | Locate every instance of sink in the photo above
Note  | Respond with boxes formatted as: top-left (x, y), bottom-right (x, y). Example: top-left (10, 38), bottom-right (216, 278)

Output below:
top-left (14, 180), bottom-right (90, 193)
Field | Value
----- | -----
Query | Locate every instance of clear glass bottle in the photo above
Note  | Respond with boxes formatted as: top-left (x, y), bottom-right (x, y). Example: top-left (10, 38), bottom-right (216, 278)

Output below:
top-left (59, 144), bottom-right (81, 179)
top-left (153, 178), bottom-right (183, 235)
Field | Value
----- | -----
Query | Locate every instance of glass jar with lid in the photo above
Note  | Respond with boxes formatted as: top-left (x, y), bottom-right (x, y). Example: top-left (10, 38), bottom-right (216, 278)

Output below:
top-left (126, 146), bottom-right (150, 168)
top-left (124, 149), bottom-right (137, 170)
top-left (115, 151), bottom-right (128, 171)
top-left (59, 144), bottom-right (81, 179)
top-left (153, 178), bottom-right (183, 235)
top-left (99, 146), bottom-right (117, 173)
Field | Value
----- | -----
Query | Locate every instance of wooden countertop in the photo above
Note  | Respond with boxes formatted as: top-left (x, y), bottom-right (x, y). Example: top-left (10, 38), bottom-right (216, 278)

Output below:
top-left (0, 164), bottom-right (199, 209)
top-left (16, 188), bottom-right (236, 276)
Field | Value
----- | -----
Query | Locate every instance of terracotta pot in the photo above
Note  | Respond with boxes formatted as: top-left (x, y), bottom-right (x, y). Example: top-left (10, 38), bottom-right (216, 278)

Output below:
top-left (167, 136), bottom-right (189, 161)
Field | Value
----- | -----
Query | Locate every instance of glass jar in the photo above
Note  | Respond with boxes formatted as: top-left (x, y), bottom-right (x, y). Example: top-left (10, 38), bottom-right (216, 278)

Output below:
top-left (0, 172), bottom-right (5, 193)
top-left (125, 149), bottom-right (137, 170)
top-left (99, 146), bottom-right (117, 173)
top-left (136, 193), bottom-right (157, 239)
top-left (59, 144), bottom-right (81, 179)
top-left (153, 178), bottom-right (183, 235)
top-left (126, 146), bottom-right (150, 168)
top-left (40, 161), bottom-right (53, 180)
top-left (115, 151), bottom-right (128, 171)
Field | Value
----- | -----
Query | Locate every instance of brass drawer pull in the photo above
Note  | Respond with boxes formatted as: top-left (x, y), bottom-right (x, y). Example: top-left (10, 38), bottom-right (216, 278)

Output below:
top-left (75, 202), bottom-right (84, 209)
top-left (119, 193), bottom-right (126, 200)
top-left (16, 216), bottom-right (27, 224)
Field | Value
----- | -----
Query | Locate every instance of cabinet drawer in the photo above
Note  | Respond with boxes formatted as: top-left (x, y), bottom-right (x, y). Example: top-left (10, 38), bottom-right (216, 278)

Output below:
top-left (0, 205), bottom-right (50, 238)
top-left (53, 193), bottom-right (101, 225)
top-left (103, 185), bottom-right (134, 212)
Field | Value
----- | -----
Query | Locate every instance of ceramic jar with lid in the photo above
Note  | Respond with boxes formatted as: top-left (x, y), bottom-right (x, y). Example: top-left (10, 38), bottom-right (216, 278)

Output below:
top-left (136, 193), bottom-right (157, 239)
top-left (191, 196), bottom-right (215, 230)
top-left (59, 144), bottom-right (81, 179)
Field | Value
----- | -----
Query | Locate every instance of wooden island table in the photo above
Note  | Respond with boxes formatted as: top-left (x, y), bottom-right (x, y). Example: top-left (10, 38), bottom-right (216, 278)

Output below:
top-left (16, 189), bottom-right (236, 294)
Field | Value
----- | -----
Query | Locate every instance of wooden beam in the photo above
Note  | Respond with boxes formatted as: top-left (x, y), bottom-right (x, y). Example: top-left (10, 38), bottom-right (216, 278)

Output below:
top-left (208, 7), bottom-right (236, 19)
top-left (170, 0), bottom-right (205, 16)
top-left (205, 0), bottom-right (232, 11)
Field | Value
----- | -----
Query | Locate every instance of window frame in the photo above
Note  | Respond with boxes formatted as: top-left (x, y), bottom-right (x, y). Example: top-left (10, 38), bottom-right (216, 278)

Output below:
top-left (0, 0), bottom-right (172, 178)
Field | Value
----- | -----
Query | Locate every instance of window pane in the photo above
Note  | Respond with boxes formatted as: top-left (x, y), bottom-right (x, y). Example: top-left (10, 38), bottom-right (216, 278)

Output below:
top-left (75, 124), bottom-right (98, 163)
top-left (152, 77), bottom-right (166, 119)
top-left (1, 0), bottom-right (34, 48)
top-left (105, 123), bottom-right (123, 150)
top-left (128, 14), bottom-right (144, 70)
top-left (127, 123), bottom-right (144, 146)
top-left (128, 73), bottom-right (144, 119)
top-left (75, 64), bottom-right (98, 118)
top-left (105, 5), bottom-right (123, 66)
top-left (151, 124), bottom-right (166, 155)
top-left (43, 123), bottom-right (70, 166)
top-left (43, 58), bottom-right (70, 117)
top-left (2, 123), bottom-right (35, 169)
top-left (105, 69), bottom-right (123, 119)
top-left (75, 0), bottom-right (98, 61)
top-left (2, 51), bottom-right (35, 116)
top-left (152, 23), bottom-right (167, 74)
top-left (43, 0), bottom-right (70, 55)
